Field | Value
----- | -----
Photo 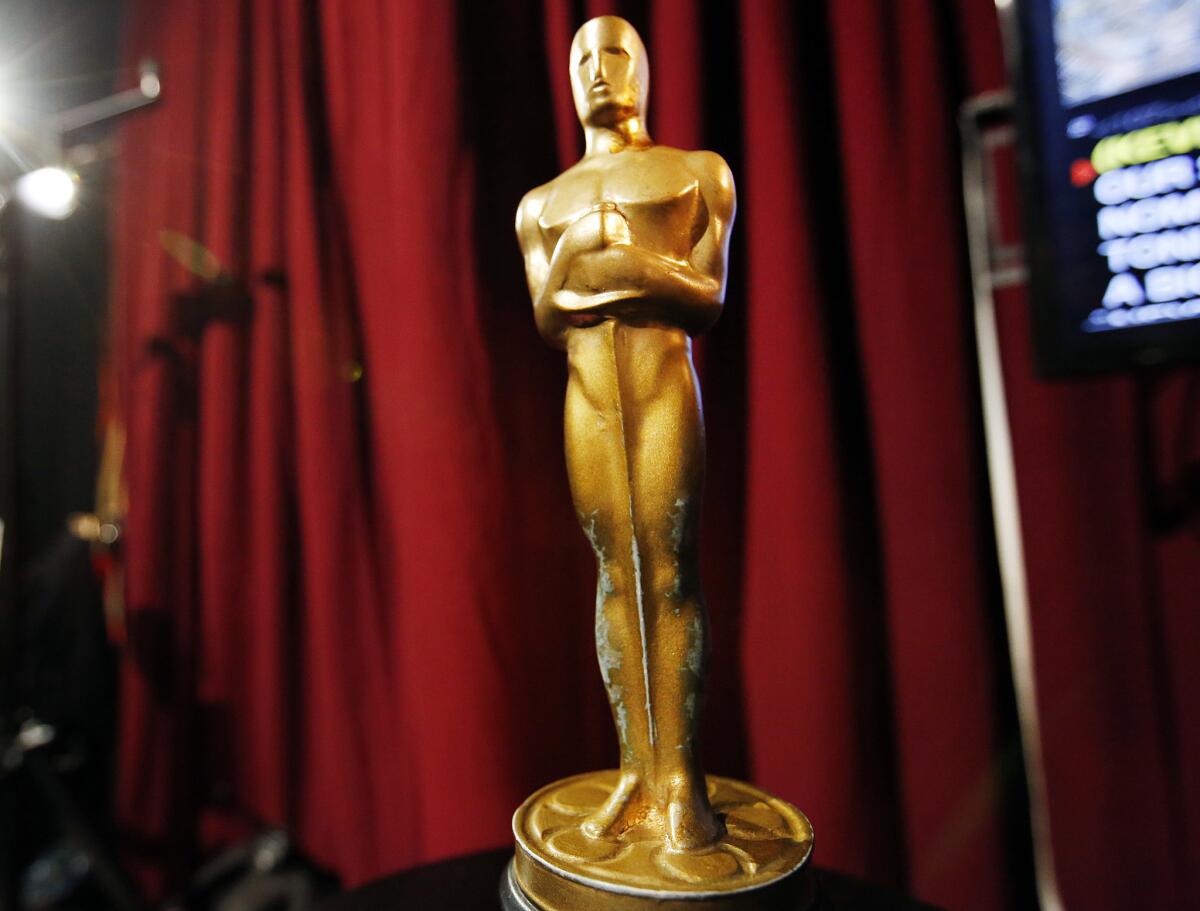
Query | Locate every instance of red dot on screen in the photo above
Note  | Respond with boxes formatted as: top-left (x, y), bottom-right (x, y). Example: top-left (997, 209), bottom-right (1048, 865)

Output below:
top-left (1070, 159), bottom-right (1097, 187)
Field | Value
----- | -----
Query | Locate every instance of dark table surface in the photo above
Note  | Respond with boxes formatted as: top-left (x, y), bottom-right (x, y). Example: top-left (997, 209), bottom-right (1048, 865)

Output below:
top-left (317, 848), bottom-right (942, 911)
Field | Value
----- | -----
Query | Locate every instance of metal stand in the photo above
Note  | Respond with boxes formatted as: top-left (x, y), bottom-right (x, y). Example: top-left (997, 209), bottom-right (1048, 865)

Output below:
top-left (0, 720), bottom-right (142, 911)
top-left (959, 91), bottom-right (1063, 911)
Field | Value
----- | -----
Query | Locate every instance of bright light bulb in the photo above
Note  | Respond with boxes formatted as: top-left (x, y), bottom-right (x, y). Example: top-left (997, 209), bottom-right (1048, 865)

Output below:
top-left (139, 72), bottom-right (161, 99)
top-left (14, 166), bottom-right (78, 219)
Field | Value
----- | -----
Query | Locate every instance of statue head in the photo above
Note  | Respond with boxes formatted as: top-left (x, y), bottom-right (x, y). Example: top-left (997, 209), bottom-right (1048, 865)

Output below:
top-left (569, 16), bottom-right (649, 129)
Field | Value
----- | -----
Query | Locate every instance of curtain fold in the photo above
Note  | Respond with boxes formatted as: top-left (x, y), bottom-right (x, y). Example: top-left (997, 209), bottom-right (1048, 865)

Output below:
top-left (826, 1), bottom-right (1015, 904)
top-left (110, 2), bottom-right (1198, 909)
top-left (738, 0), bottom-right (901, 884)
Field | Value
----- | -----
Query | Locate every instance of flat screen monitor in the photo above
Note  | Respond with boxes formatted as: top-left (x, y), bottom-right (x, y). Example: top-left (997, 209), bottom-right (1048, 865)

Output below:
top-left (1012, 0), bottom-right (1200, 375)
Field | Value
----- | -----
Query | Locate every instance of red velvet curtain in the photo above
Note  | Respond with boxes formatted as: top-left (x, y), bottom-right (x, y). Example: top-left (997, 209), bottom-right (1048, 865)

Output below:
top-left (110, 1), bottom-right (1199, 909)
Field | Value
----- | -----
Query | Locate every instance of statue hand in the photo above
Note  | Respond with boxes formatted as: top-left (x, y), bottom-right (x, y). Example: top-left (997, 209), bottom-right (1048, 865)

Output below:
top-left (562, 204), bottom-right (631, 254)
top-left (597, 203), bottom-right (631, 247)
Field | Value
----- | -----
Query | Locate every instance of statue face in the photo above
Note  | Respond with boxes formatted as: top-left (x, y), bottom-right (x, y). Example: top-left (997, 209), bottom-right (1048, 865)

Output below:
top-left (569, 16), bottom-right (649, 128)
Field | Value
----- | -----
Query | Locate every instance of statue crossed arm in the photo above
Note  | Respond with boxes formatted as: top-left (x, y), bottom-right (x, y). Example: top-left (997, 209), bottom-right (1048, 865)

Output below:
top-left (516, 149), bottom-right (735, 347)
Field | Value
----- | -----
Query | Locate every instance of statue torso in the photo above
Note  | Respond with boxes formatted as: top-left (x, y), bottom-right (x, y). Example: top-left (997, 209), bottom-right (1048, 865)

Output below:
top-left (532, 146), bottom-right (711, 408)
top-left (536, 146), bottom-right (708, 266)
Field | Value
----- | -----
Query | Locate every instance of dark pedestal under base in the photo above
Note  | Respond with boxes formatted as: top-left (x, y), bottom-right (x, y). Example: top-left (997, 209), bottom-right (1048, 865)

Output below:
top-left (499, 861), bottom-right (537, 910)
top-left (315, 848), bottom-right (942, 911)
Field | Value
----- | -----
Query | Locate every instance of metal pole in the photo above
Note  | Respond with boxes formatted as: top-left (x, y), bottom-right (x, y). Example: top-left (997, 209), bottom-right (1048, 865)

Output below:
top-left (960, 91), bottom-right (1064, 911)
top-left (0, 205), bottom-right (17, 911)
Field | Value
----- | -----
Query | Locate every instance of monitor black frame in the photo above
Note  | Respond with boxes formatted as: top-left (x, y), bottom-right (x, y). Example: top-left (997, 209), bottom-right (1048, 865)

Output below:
top-left (1004, 0), bottom-right (1200, 378)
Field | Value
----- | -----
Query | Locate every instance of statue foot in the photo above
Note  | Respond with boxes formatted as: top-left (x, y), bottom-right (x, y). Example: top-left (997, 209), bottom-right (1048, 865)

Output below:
top-left (665, 774), bottom-right (725, 851)
top-left (580, 771), bottom-right (725, 850)
top-left (581, 771), bottom-right (645, 839)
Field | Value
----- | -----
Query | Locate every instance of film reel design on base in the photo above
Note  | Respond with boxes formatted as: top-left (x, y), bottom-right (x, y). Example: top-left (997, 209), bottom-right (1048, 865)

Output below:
top-left (506, 771), bottom-right (814, 911)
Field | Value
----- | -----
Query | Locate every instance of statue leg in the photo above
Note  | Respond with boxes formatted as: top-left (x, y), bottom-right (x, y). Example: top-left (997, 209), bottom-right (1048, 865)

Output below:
top-left (563, 323), bottom-right (721, 849)
top-left (564, 323), bottom-right (656, 838)
top-left (622, 327), bottom-right (723, 851)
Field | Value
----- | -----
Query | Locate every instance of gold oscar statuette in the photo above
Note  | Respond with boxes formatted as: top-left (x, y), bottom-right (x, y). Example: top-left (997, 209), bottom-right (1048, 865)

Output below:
top-left (505, 16), bottom-right (814, 910)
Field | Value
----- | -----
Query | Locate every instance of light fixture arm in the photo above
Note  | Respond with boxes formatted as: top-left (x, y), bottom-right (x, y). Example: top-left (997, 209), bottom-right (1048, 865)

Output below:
top-left (52, 59), bottom-right (161, 137)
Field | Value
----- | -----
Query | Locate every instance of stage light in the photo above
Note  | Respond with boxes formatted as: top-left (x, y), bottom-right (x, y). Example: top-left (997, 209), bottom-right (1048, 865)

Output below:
top-left (139, 71), bottom-right (161, 100)
top-left (13, 166), bottom-right (78, 219)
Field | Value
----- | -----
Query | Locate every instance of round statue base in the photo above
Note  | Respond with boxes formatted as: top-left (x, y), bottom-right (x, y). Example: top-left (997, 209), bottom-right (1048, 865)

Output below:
top-left (502, 770), bottom-right (815, 910)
